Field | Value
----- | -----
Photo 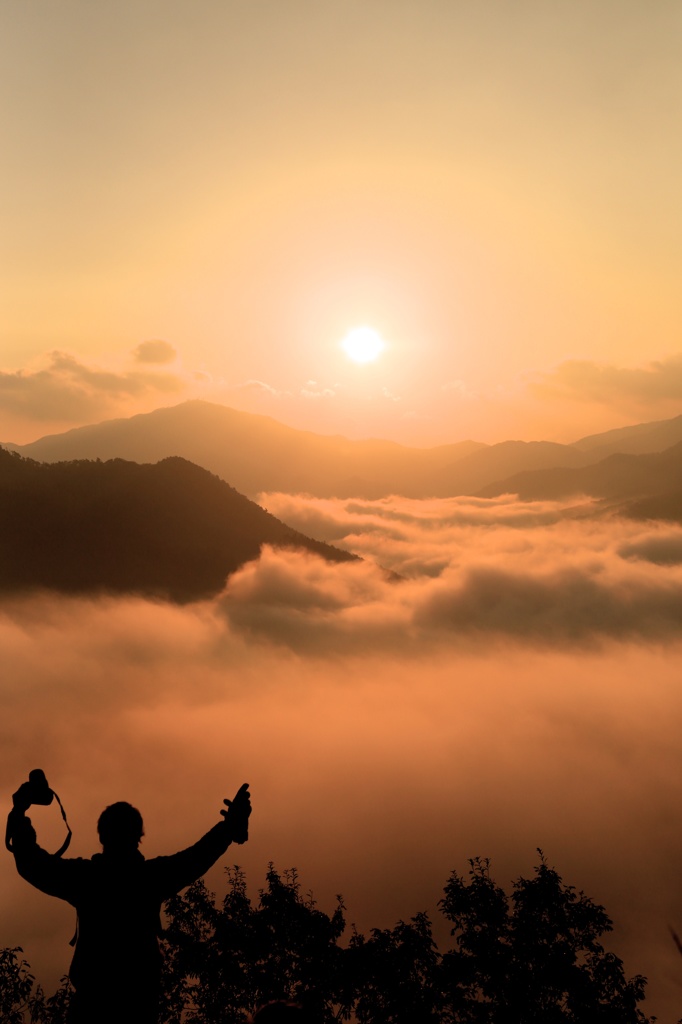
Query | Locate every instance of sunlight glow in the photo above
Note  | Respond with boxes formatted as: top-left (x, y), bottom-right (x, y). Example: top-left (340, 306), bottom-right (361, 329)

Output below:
top-left (340, 326), bottom-right (385, 363)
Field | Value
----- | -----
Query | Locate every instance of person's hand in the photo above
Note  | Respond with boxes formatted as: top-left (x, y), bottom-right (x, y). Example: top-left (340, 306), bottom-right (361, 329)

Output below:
top-left (12, 782), bottom-right (32, 813)
top-left (220, 783), bottom-right (251, 844)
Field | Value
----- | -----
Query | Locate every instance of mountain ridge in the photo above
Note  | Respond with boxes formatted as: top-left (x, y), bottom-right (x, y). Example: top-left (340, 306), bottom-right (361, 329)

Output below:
top-left (571, 412), bottom-right (682, 457)
top-left (3, 401), bottom-right (485, 498)
top-left (477, 441), bottom-right (682, 507)
top-left (8, 400), bottom-right (682, 499)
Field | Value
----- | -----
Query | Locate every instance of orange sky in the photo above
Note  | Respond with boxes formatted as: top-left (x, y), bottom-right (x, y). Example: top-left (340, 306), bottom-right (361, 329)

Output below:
top-left (2, 1), bottom-right (682, 445)
top-left (4, 8), bottom-right (682, 1021)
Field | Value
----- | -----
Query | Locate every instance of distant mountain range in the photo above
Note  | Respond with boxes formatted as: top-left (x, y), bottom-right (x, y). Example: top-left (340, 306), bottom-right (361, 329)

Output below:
top-left (0, 449), bottom-right (356, 602)
top-left (5, 400), bottom-right (682, 501)
top-left (2, 402), bottom-right (482, 499)
top-left (479, 441), bottom-right (682, 505)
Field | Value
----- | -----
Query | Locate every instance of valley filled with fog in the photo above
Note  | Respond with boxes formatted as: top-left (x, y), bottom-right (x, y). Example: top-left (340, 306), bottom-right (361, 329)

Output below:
top-left (2, 493), bottom-right (682, 1020)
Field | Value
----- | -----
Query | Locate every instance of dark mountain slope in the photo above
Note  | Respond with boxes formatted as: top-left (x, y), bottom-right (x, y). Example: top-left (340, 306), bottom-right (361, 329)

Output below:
top-left (620, 490), bottom-right (682, 524)
top-left (477, 441), bottom-right (682, 502)
top-left (0, 450), bottom-right (357, 602)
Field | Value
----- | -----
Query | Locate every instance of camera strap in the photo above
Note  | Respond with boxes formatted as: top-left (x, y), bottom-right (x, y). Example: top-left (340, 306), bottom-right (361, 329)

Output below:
top-left (52, 789), bottom-right (72, 857)
top-left (5, 789), bottom-right (72, 857)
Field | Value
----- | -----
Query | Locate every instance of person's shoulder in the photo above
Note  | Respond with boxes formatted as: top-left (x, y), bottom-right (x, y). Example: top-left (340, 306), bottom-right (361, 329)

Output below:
top-left (60, 854), bottom-right (96, 870)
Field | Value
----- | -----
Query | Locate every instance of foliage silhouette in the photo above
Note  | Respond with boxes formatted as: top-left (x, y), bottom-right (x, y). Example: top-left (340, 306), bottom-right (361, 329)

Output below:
top-left (438, 854), bottom-right (652, 1023)
top-left (0, 947), bottom-right (71, 1024)
top-left (160, 865), bottom-right (347, 1023)
top-left (0, 947), bottom-right (36, 1024)
top-left (2, 856), bottom-right (660, 1023)
top-left (348, 911), bottom-right (443, 1023)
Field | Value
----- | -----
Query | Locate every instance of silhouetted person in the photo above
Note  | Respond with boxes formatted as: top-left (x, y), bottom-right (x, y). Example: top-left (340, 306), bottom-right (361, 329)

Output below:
top-left (7, 780), bottom-right (251, 1024)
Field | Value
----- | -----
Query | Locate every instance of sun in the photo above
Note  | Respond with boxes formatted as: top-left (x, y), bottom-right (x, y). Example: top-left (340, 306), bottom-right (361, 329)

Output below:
top-left (340, 326), bottom-right (385, 363)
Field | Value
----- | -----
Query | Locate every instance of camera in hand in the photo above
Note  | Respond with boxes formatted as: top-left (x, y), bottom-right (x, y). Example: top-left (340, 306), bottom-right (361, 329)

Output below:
top-left (6, 768), bottom-right (72, 856)
top-left (12, 768), bottom-right (54, 811)
top-left (25, 769), bottom-right (54, 806)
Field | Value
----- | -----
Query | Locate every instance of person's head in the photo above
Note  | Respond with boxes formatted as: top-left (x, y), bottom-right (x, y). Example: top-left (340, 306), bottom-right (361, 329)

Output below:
top-left (97, 801), bottom-right (144, 853)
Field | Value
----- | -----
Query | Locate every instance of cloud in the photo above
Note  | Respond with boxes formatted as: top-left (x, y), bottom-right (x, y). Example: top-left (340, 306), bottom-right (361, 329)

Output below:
top-left (216, 543), bottom-right (682, 654)
top-left (256, 492), bottom-right (581, 576)
top-left (233, 379), bottom-right (292, 399)
top-left (218, 548), bottom-right (408, 654)
top-left (618, 532), bottom-right (682, 566)
top-left (229, 495), bottom-right (682, 650)
top-left (133, 340), bottom-right (178, 365)
top-left (233, 378), bottom-right (340, 403)
top-left (300, 383), bottom-right (336, 400)
top-left (0, 350), bottom-right (183, 424)
top-left (259, 493), bottom-right (568, 543)
top-left (531, 353), bottom-right (682, 409)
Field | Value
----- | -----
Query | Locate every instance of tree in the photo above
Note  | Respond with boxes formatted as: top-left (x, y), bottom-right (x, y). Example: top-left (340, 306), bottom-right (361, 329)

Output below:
top-left (0, 947), bottom-right (35, 1024)
top-left (160, 865), bottom-right (348, 1023)
top-left (438, 853), bottom-right (652, 1023)
top-left (0, 946), bottom-right (71, 1024)
top-left (349, 912), bottom-right (442, 1024)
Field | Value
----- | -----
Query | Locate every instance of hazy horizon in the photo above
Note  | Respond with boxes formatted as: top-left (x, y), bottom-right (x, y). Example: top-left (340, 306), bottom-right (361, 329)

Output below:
top-left (3, 394), bottom-right (679, 452)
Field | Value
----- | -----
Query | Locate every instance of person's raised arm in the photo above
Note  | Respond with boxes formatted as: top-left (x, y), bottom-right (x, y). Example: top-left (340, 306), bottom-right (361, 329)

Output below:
top-left (6, 783), bottom-right (83, 904)
top-left (151, 783), bottom-right (251, 900)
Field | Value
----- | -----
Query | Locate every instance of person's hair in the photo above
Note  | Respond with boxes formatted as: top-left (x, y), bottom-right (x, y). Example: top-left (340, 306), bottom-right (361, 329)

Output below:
top-left (97, 802), bottom-right (144, 847)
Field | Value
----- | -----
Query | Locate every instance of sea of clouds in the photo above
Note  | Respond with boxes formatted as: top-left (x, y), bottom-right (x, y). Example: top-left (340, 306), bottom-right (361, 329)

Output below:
top-left (2, 494), bottom-right (682, 1020)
